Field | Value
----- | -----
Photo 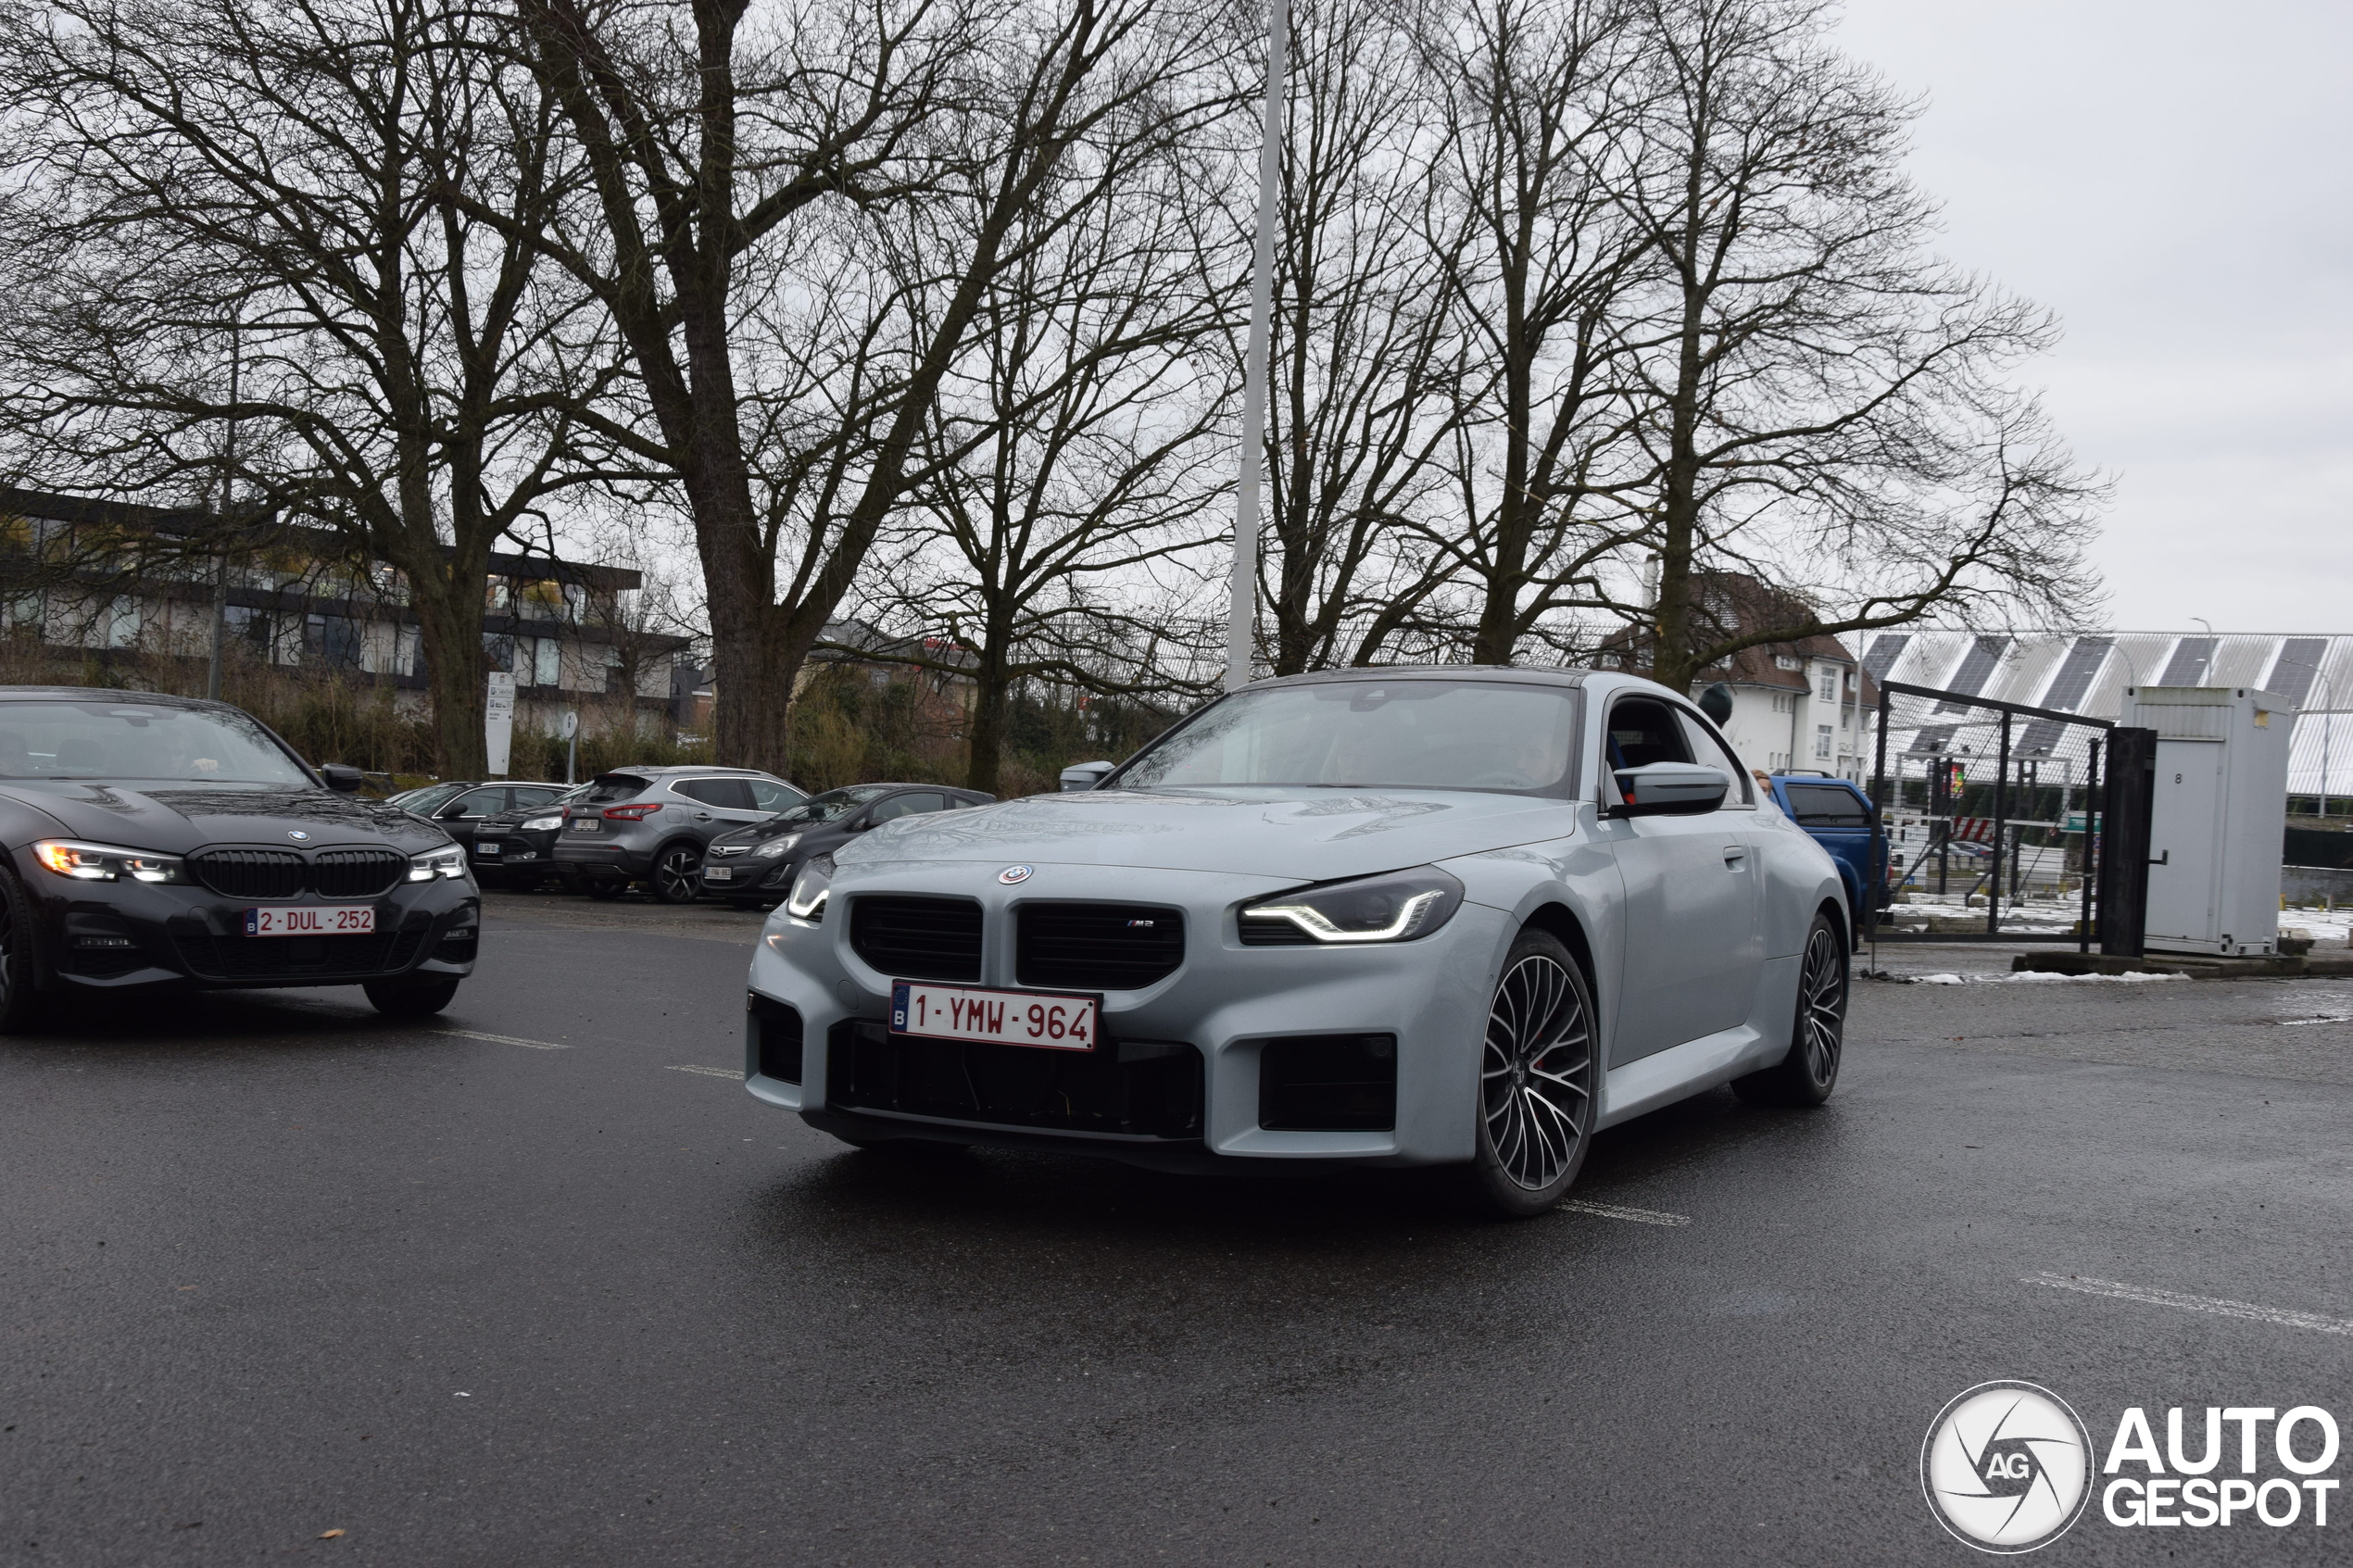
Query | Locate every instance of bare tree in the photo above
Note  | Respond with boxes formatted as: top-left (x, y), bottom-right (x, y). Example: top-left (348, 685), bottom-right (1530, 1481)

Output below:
top-left (0, 0), bottom-right (619, 772)
top-left (1605, 0), bottom-right (2104, 690)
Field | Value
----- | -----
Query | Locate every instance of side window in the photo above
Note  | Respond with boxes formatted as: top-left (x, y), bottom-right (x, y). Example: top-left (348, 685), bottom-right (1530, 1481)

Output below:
top-left (1603, 698), bottom-right (1694, 775)
top-left (747, 779), bottom-right (803, 812)
top-left (868, 791), bottom-right (947, 824)
top-left (449, 786), bottom-right (506, 818)
top-left (674, 777), bottom-right (754, 809)
top-left (1785, 784), bottom-right (1869, 827)
top-left (513, 787), bottom-right (560, 809)
top-left (1675, 709), bottom-right (1755, 805)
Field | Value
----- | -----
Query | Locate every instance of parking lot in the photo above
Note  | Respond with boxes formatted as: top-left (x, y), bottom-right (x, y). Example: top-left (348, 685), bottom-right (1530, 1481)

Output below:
top-left (5, 896), bottom-right (2350, 1564)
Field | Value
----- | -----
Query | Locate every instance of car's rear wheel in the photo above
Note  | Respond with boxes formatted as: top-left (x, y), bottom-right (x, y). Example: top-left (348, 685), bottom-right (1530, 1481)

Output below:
top-left (650, 843), bottom-right (703, 905)
top-left (1731, 911), bottom-right (1846, 1107)
top-left (1469, 929), bottom-right (1598, 1218)
top-left (0, 867), bottom-right (53, 1035)
top-left (363, 973), bottom-right (461, 1017)
top-left (584, 878), bottom-right (625, 901)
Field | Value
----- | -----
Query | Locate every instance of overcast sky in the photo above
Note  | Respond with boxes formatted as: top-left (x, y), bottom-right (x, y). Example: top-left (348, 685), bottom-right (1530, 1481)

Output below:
top-left (1834, 0), bottom-right (2353, 634)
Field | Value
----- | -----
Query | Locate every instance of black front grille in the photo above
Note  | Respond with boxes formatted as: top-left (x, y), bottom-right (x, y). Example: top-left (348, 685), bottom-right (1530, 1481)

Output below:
top-left (849, 896), bottom-right (983, 982)
top-left (174, 926), bottom-right (427, 982)
top-left (830, 1020), bottom-right (1201, 1138)
top-left (750, 993), bottom-right (803, 1084)
top-left (310, 848), bottom-right (409, 898)
top-left (1015, 903), bottom-right (1184, 990)
top-left (190, 848), bottom-right (307, 899)
top-left (1259, 1034), bottom-right (1398, 1131)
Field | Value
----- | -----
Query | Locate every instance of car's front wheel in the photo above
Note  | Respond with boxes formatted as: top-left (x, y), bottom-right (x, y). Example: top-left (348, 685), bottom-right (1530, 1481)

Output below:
top-left (649, 843), bottom-right (704, 905)
top-left (363, 974), bottom-right (461, 1017)
top-left (0, 867), bottom-right (53, 1035)
top-left (1470, 929), bottom-right (1598, 1218)
top-left (1731, 910), bottom-right (1846, 1107)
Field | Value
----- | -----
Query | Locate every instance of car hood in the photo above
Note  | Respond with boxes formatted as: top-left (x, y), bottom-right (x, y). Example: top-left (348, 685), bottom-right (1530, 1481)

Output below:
top-left (838, 787), bottom-right (1579, 883)
top-left (0, 780), bottom-right (453, 855)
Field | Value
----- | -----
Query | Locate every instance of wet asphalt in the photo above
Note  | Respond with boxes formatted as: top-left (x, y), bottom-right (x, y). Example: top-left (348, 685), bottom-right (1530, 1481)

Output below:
top-left (3, 898), bottom-right (2349, 1566)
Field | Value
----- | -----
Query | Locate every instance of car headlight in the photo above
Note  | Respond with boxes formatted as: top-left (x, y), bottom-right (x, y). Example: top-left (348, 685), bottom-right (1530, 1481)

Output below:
top-left (408, 846), bottom-right (470, 881)
top-left (32, 839), bottom-right (188, 884)
top-left (784, 854), bottom-right (833, 922)
top-left (519, 816), bottom-right (562, 832)
top-left (752, 834), bottom-right (800, 859)
top-left (1239, 866), bottom-right (1465, 944)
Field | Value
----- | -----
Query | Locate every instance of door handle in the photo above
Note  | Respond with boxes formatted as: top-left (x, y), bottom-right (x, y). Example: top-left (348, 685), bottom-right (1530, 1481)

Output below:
top-left (1723, 846), bottom-right (1748, 865)
top-left (693, 812), bottom-right (712, 822)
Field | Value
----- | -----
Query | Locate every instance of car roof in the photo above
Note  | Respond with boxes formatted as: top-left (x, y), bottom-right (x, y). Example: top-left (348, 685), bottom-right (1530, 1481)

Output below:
top-left (1239, 664), bottom-right (1592, 694)
top-left (0, 685), bottom-right (243, 711)
top-left (597, 764), bottom-right (782, 778)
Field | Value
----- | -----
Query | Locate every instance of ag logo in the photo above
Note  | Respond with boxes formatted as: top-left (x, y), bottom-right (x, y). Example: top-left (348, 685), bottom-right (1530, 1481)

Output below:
top-left (1921, 1381), bottom-right (2093, 1552)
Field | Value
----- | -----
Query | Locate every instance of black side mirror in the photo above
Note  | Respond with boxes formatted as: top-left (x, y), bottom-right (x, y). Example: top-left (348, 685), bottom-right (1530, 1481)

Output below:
top-left (320, 763), bottom-right (366, 793)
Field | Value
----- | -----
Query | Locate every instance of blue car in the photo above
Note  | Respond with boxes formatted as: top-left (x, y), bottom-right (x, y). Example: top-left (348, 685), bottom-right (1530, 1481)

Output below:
top-left (1768, 774), bottom-right (1887, 940)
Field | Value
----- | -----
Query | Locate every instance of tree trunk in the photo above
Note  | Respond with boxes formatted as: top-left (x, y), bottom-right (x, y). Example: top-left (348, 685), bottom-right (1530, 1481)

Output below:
top-left (407, 566), bottom-right (488, 776)
top-left (964, 652), bottom-right (1010, 797)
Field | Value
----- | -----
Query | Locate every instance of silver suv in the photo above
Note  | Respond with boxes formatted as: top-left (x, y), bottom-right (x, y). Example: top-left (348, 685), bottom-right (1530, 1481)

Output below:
top-left (553, 766), bottom-right (807, 904)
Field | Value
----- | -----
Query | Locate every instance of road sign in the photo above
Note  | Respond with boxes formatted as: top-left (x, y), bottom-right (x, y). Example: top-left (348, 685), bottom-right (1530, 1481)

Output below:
top-left (484, 671), bottom-right (516, 777)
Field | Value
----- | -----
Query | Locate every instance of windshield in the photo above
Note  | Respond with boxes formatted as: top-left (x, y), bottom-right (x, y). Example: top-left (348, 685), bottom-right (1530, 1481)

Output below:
top-left (0, 700), bottom-right (313, 786)
top-left (763, 784), bottom-right (890, 829)
top-left (1112, 680), bottom-right (1582, 794)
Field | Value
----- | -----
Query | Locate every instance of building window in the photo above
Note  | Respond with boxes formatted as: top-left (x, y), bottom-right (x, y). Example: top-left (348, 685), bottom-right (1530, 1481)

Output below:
top-left (1815, 724), bottom-right (1833, 759)
top-left (483, 633), bottom-right (514, 672)
top-left (1817, 668), bottom-right (1838, 703)
top-left (1771, 693), bottom-right (1794, 714)
top-left (532, 636), bottom-right (560, 688)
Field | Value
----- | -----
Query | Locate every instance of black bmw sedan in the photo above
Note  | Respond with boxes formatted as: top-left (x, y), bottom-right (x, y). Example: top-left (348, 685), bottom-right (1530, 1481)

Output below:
top-left (696, 783), bottom-right (993, 908)
top-left (0, 687), bottom-right (479, 1031)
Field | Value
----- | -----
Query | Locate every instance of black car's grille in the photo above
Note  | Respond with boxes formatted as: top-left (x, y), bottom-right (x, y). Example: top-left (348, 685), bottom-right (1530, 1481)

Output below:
top-left (849, 896), bottom-right (983, 982)
top-left (189, 848), bottom-right (307, 899)
top-left (173, 925), bottom-right (428, 982)
top-left (1016, 903), bottom-right (1184, 990)
top-left (309, 848), bottom-right (409, 898)
top-left (830, 1020), bottom-right (1201, 1139)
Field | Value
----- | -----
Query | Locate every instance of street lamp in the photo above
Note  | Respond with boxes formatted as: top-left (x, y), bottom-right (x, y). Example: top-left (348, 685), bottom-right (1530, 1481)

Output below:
top-left (1225, 0), bottom-right (1290, 692)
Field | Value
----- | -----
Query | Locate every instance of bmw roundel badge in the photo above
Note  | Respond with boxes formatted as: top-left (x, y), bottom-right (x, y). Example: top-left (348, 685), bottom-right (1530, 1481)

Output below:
top-left (286, 830), bottom-right (311, 842)
top-left (998, 864), bottom-right (1033, 884)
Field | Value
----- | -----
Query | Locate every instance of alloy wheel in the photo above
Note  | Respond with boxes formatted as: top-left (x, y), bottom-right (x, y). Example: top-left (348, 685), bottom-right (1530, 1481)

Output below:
top-left (655, 846), bottom-right (702, 902)
top-left (0, 896), bottom-right (14, 1009)
top-left (1480, 954), bottom-right (1593, 1191)
top-left (1798, 925), bottom-right (1845, 1085)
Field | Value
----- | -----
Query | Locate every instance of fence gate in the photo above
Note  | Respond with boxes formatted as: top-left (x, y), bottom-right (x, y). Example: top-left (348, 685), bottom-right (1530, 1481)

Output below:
top-left (1869, 679), bottom-right (2155, 952)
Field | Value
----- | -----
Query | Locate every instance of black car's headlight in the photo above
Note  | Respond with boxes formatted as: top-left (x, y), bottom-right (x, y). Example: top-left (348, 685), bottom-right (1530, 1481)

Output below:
top-left (1239, 866), bottom-right (1466, 945)
top-left (784, 854), bottom-right (833, 922)
top-left (33, 839), bottom-right (189, 884)
top-left (752, 833), bottom-right (800, 860)
top-left (519, 815), bottom-right (563, 833)
top-left (408, 846), bottom-right (469, 882)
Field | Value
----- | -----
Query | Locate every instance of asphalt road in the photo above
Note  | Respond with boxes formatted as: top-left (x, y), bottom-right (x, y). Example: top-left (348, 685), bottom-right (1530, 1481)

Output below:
top-left (5, 899), bottom-right (2350, 1565)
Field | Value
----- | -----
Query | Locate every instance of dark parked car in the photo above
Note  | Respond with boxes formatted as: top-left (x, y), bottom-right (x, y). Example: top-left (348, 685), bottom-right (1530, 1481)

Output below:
top-left (405, 781), bottom-right (572, 873)
top-left (465, 784), bottom-right (590, 889)
top-left (1767, 772), bottom-right (1888, 935)
top-left (553, 766), bottom-right (807, 903)
top-left (698, 784), bottom-right (993, 908)
top-left (0, 686), bottom-right (478, 1028)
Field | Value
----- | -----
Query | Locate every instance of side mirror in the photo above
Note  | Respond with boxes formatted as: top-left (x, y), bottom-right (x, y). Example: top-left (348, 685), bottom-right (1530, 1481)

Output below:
top-left (1060, 760), bottom-right (1115, 792)
top-left (320, 763), bottom-right (367, 794)
top-left (1610, 762), bottom-right (1730, 817)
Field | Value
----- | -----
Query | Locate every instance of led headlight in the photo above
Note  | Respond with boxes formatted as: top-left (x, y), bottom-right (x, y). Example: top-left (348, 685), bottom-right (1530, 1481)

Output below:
top-left (1239, 866), bottom-right (1466, 944)
top-left (408, 845), bottom-right (470, 881)
top-left (784, 854), bottom-right (834, 922)
top-left (32, 840), bottom-right (188, 884)
top-left (519, 815), bottom-right (563, 832)
top-left (752, 834), bottom-right (801, 859)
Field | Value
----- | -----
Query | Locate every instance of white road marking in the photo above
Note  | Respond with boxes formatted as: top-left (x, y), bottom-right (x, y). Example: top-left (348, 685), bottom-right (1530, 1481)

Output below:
top-left (1559, 1198), bottom-right (1691, 1226)
top-left (667, 1064), bottom-right (741, 1080)
top-left (441, 1029), bottom-right (570, 1050)
top-left (2025, 1272), bottom-right (2353, 1336)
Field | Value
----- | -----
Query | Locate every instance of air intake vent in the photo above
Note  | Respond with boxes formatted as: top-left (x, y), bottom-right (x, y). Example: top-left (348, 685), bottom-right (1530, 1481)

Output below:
top-left (309, 848), bottom-right (409, 898)
top-left (849, 896), bottom-right (983, 982)
top-left (1015, 903), bottom-right (1184, 990)
top-left (190, 848), bottom-right (306, 900)
top-left (1259, 1034), bottom-right (1397, 1131)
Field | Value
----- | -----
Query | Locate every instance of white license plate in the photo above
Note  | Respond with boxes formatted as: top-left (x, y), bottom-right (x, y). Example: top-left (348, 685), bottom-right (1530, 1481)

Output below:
top-left (245, 905), bottom-right (376, 936)
top-left (704, 866), bottom-right (732, 881)
top-left (571, 819), bottom-right (599, 834)
top-left (473, 841), bottom-right (501, 855)
top-left (890, 981), bottom-right (1097, 1051)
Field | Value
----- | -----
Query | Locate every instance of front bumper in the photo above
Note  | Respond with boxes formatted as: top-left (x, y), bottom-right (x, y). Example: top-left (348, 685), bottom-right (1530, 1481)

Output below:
top-left (19, 848), bottom-right (481, 993)
top-left (742, 860), bottom-right (1505, 1170)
